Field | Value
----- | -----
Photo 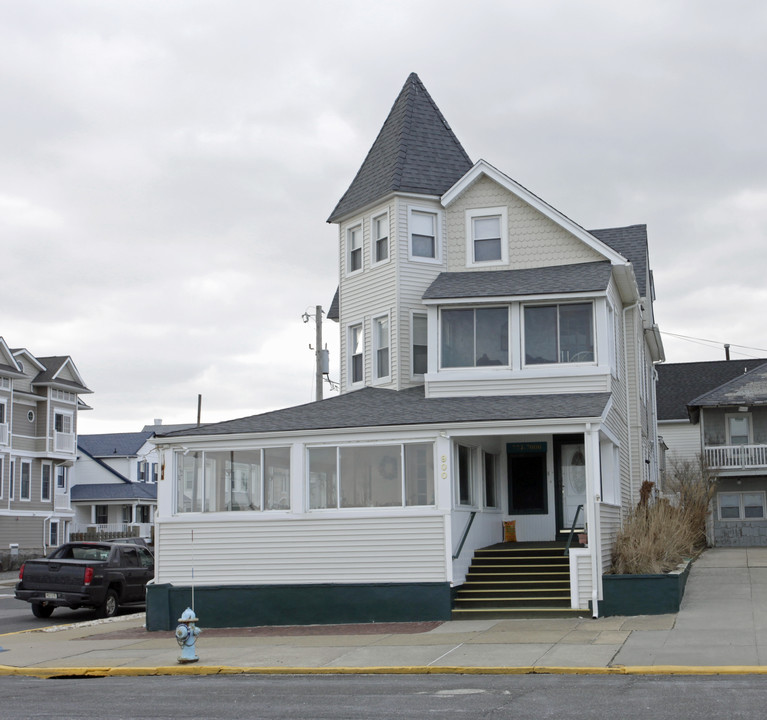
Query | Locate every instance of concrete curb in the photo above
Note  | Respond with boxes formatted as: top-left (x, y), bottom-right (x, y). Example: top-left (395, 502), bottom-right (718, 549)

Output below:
top-left (3, 664), bottom-right (767, 678)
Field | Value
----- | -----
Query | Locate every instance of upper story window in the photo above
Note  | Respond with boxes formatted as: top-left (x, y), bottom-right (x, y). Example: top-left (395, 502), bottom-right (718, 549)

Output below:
top-left (347, 224), bottom-right (363, 274)
top-left (412, 313), bottom-right (428, 377)
top-left (373, 315), bottom-right (390, 382)
top-left (524, 302), bottom-right (594, 365)
top-left (441, 307), bottom-right (508, 368)
top-left (372, 212), bottom-right (389, 264)
top-left (56, 465), bottom-right (67, 491)
top-left (409, 208), bottom-right (439, 261)
top-left (41, 463), bottom-right (51, 501)
top-left (466, 207), bottom-right (508, 267)
top-left (349, 323), bottom-right (364, 386)
top-left (54, 412), bottom-right (72, 434)
top-left (0, 400), bottom-right (7, 447)
top-left (727, 414), bottom-right (751, 445)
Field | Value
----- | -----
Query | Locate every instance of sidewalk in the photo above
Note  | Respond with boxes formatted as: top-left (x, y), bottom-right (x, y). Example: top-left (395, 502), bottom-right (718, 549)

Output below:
top-left (1, 547), bottom-right (767, 677)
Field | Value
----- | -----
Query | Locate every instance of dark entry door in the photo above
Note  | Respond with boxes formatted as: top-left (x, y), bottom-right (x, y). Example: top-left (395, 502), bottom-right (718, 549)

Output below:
top-left (507, 452), bottom-right (548, 515)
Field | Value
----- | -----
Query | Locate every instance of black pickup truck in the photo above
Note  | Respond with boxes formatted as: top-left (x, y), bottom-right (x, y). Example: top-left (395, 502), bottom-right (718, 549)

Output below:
top-left (15, 542), bottom-right (154, 619)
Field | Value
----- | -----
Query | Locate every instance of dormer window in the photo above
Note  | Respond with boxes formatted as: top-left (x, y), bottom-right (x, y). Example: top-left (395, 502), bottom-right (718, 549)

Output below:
top-left (409, 208), bottom-right (438, 260)
top-left (466, 207), bottom-right (508, 267)
top-left (372, 212), bottom-right (389, 264)
top-left (347, 224), bottom-right (362, 274)
top-left (524, 302), bottom-right (594, 365)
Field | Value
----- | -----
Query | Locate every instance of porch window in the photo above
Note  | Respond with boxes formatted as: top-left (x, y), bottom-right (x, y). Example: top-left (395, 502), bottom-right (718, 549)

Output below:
top-left (307, 442), bottom-right (434, 510)
top-left (137, 505), bottom-right (151, 523)
top-left (484, 452), bottom-right (498, 508)
top-left (457, 445), bottom-right (475, 506)
top-left (175, 447), bottom-right (290, 513)
top-left (95, 505), bottom-right (108, 524)
top-left (122, 505), bottom-right (132, 523)
top-left (441, 307), bottom-right (508, 368)
top-left (524, 302), bottom-right (594, 365)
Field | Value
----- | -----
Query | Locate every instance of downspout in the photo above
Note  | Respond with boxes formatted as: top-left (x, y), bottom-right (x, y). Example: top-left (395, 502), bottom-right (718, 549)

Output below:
top-left (622, 301), bottom-right (641, 510)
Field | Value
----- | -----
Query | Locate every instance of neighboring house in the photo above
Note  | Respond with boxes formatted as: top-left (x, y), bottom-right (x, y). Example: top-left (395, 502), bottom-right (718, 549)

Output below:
top-left (148, 73), bottom-right (664, 629)
top-left (658, 361), bottom-right (767, 547)
top-left (73, 431), bottom-right (158, 542)
top-left (0, 336), bottom-right (92, 566)
top-left (656, 359), bottom-right (767, 469)
top-left (73, 421), bottom-right (195, 543)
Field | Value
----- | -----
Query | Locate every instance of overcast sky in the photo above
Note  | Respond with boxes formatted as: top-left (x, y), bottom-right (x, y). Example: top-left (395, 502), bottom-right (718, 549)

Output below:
top-left (2, 1), bottom-right (766, 434)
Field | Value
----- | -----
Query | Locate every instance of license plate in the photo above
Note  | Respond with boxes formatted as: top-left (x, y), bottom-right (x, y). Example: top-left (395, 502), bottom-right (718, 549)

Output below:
top-left (45, 592), bottom-right (57, 599)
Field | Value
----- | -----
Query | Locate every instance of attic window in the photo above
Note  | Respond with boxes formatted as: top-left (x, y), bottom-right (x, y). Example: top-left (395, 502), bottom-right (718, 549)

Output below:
top-left (466, 207), bottom-right (508, 267)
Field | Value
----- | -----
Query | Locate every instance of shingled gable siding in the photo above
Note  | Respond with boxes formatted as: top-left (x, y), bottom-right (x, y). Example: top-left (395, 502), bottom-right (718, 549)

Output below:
top-left (395, 196), bottom-right (446, 390)
top-left (155, 515), bottom-right (448, 585)
top-left (444, 175), bottom-right (604, 273)
top-left (338, 201), bottom-right (398, 391)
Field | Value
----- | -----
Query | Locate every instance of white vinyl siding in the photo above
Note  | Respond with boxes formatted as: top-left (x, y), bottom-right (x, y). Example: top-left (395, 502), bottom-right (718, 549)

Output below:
top-left (425, 370), bottom-right (610, 399)
top-left (155, 515), bottom-right (448, 585)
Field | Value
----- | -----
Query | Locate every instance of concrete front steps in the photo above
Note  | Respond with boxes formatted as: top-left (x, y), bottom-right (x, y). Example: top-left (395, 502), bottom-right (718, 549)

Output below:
top-left (452, 543), bottom-right (590, 619)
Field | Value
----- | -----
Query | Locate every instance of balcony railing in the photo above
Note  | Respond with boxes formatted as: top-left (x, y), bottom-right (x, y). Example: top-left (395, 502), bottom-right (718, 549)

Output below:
top-left (54, 431), bottom-right (75, 453)
top-left (0, 422), bottom-right (8, 446)
top-left (69, 523), bottom-right (153, 541)
top-left (705, 444), bottom-right (767, 470)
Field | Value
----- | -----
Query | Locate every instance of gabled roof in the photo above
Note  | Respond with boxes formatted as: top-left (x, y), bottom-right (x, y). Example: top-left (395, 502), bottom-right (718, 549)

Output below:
top-left (156, 385), bottom-right (611, 439)
top-left (422, 261), bottom-right (613, 301)
top-left (656, 359), bottom-right (767, 420)
top-left (688, 362), bottom-right (767, 409)
top-left (327, 287), bottom-right (339, 321)
top-left (33, 355), bottom-right (92, 394)
top-left (327, 73), bottom-right (473, 223)
top-left (0, 337), bottom-right (24, 377)
top-left (78, 431), bottom-right (154, 458)
top-left (71, 482), bottom-right (157, 502)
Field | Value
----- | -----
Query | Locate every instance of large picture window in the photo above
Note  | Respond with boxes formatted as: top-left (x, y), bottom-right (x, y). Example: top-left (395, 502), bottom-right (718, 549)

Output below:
top-left (308, 443), bottom-right (434, 510)
top-left (176, 447), bottom-right (291, 513)
top-left (441, 307), bottom-right (508, 368)
top-left (524, 302), bottom-right (594, 365)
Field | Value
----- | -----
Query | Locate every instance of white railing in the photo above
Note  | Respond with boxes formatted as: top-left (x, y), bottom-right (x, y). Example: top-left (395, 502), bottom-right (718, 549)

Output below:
top-left (69, 523), bottom-right (153, 539)
top-left (705, 444), bottom-right (767, 470)
top-left (54, 431), bottom-right (75, 453)
top-left (0, 422), bottom-right (8, 446)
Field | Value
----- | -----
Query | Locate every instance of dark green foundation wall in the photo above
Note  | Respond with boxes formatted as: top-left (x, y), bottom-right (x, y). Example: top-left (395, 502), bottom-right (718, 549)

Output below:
top-left (146, 582), bottom-right (452, 631)
top-left (596, 562), bottom-right (691, 616)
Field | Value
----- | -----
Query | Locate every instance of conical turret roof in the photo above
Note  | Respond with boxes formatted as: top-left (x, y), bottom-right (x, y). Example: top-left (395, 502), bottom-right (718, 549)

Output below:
top-left (328, 73), bottom-right (473, 223)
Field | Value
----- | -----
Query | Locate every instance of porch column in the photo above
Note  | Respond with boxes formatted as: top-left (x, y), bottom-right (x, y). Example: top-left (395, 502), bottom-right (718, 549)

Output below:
top-left (584, 424), bottom-right (602, 617)
top-left (90, 505), bottom-right (96, 524)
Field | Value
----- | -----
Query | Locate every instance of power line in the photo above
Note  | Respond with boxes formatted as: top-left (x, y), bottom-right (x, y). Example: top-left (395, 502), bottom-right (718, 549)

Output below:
top-left (660, 331), bottom-right (767, 359)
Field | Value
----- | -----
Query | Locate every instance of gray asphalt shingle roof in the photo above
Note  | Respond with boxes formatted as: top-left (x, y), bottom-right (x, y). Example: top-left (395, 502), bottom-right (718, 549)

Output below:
top-left (33, 356), bottom-right (92, 393)
top-left (78, 432), bottom-right (154, 458)
top-left (590, 225), bottom-right (648, 297)
top-left (656, 359), bottom-right (767, 420)
top-left (71, 482), bottom-right (157, 502)
top-left (422, 261), bottom-right (613, 300)
top-left (327, 73), bottom-right (473, 223)
top-left (688, 362), bottom-right (767, 408)
top-left (157, 385), bottom-right (610, 438)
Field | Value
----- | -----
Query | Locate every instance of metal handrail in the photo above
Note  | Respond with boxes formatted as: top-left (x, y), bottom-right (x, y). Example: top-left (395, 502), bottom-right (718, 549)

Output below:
top-left (563, 504), bottom-right (584, 556)
top-left (452, 511), bottom-right (477, 559)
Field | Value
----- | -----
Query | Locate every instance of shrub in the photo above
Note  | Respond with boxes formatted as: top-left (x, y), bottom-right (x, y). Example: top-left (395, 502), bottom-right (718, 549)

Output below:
top-left (611, 457), bottom-right (715, 575)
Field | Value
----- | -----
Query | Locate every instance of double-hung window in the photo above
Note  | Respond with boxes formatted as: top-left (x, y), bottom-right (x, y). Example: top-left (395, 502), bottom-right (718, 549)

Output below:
top-left (410, 209), bottom-right (438, 260)
top-left (20, 460), bottom-right (31, 500)
top-left (441, 307), bottom-right (508, 368)
top-left (349, 323), bottom-right (364, 386)
top-left (727, 415), bottom-right (751, 445)
top-left (412, 313), bottom-right (428, 376)
top-left (347, 224), bottom-right (362, 274)
top-left (41, 463), bottom-right (52, 501)
top-left (56, 465), bottom-right (67, 492)
top-left (524, 302), bottom-right (594, 365)
top-left (0, 400), bottom-right (7, 446)
top-left (372, 212), bottom-right (389, 263)
top-left (466, 207), bottom-right (507, 266)
top-left (373, 315), bottom-right (390, 381)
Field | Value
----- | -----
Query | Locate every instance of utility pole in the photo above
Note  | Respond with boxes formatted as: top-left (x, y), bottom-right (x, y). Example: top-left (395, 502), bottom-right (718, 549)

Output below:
top-left (315, 305), bottom-right (324, 402)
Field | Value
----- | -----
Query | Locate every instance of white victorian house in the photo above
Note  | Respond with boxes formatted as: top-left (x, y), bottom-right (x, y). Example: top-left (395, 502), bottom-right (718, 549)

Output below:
top-left (148, 74), bottom-right (664, 630)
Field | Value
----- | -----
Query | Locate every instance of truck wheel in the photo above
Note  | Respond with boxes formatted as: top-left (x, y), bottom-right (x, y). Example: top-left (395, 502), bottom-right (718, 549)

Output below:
top-left (96, 590), bottom-right (118, 619)
top-left (31, 602), bottom-right (54, 619)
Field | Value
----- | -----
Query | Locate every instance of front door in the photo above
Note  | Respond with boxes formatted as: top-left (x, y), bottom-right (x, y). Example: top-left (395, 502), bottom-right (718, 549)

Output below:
top-left (555, 435), bottom-right (587, 532)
